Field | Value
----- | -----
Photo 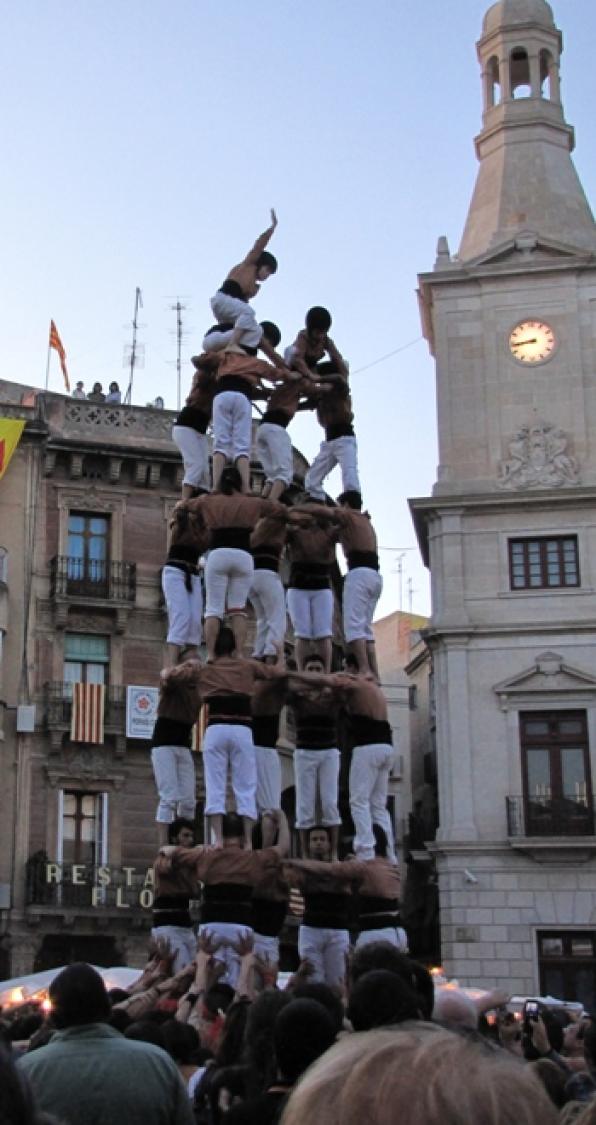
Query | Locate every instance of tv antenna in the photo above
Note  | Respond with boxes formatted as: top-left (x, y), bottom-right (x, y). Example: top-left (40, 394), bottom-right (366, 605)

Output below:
top-left (166, 296), bottom-right (190, 410)
top-left (123, 288), bottom-right (144, 405)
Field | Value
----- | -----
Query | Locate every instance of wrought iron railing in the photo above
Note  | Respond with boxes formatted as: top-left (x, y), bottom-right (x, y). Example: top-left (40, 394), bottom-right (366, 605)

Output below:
top-left (45, 682), bottom-right (126, 731)
top-left (49, 557), bottom-right (136, 602)
top-left (506, 795), bottom-right (595, 837)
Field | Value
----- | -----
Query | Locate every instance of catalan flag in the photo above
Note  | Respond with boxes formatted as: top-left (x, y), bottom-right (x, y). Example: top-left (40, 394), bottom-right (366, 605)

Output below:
top-left (0, 418), bottom-right (25, 481)
top-left (49, 321), bottom-right (70, 392)
top-left (70, 682), bottom-right (105, 744)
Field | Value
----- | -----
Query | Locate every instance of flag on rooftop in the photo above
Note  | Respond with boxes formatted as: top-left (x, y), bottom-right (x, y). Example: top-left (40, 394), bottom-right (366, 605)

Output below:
top-left (49, 320), bottom-right (70, 392)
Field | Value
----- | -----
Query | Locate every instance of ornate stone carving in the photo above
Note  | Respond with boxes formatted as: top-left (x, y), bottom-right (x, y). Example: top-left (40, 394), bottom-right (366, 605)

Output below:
top-left (497, 421), bottom-right (579, 490)
top-left (64, 401), bottom-right (175, 441)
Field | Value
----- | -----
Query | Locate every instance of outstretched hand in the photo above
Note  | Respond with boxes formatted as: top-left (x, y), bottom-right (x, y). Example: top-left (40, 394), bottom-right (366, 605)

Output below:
top-left (233, 933), bottom-right (255, 958)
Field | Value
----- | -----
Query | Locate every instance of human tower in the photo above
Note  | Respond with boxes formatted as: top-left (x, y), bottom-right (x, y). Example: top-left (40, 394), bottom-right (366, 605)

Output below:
top-left (152, 211), bottom-right (404, 991)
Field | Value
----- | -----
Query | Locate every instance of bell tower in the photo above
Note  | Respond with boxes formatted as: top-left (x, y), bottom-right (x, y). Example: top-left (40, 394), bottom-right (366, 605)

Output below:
top-left (411, 1), bottom-right (596, 999)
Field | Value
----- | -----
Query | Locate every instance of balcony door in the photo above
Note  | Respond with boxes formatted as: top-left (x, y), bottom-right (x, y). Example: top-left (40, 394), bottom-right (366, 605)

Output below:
top-left (520, 711), bottom-right (592, 836)
top-left (67, 513), bottom-right (109, 596)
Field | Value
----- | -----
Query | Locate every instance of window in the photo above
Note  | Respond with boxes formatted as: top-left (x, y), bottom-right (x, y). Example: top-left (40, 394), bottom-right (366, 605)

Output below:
top-left (520, 711), bottom-right (593, 835)
top-left (509, 537), bottom-right (579, 590)
top-left (0, 547), bottom-right (7, 584)
top-left (58, 790), bottom-right (108, 866)
top-left (64, 634), bottom-right (109, 693)
top-left (67, 513), bottom-right (110, 595)
top-left (538, 931), bottom-right (596, 1012)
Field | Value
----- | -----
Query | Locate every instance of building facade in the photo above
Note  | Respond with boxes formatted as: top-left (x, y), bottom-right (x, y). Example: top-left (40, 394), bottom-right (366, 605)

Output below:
top-left (410, 0), bottom-right (596, 1003)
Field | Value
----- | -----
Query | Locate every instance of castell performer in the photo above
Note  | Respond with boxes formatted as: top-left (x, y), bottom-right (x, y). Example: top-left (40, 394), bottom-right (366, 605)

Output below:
top-left (341, 657), bottom-right (396, 862)
top-left (190, 465), bottom-right (285, 659)
top-left (251, 810), bottom-right (291, 971)
top-left (172, 352), bottom-right (217, 500)
top-left (284, 305), bottom-right (349, 383)
top-left (156, 809), bottom-right (288, 987)
top-left (210, 342), bottom-right (292, 494)
top-left (285, 501), bottom-right (341, 672)
top-left (188, 626), bottom-right (285, 848)
top-left (150, 662), bottom-right (201, 846)
top-left (151, 817), bottom-right (197, 971)
top-left (353, 824), bottom-right (406, 951)
top-left (288, 654), bottom-right (344, 860)
top-left (251, 675), bottom-right (288, 841)
top-left (162, 500), bottom-right (209, 667)
top-left (248, 506), bottom-right (289, 663)
top-left (335, 493), bottom-right (382, 676)
top-left (256, 372), bottom-right (320, 502)
top-left (205, 208), bottom-right (281, 363)
top-left (285, 828), bottom-right (361, 991)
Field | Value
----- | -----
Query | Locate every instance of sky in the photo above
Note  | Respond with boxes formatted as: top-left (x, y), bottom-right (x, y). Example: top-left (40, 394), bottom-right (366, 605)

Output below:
top-left (2, 0), bottom-right (595, 619)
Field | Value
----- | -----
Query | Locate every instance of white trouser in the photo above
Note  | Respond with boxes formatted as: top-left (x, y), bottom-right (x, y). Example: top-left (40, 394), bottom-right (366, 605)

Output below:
top-left (253, 933), bottom-right (280, 963)
top-left (343, 567), bottom-right (383, 643)
top-left (294, 748), bottom-right (341, 828)
top-left (151, 926), bottom-right (197, 973)
top-left (171, 425), bottom-right (210, 491)
top-left (212, 390), bottom-right (252, 460)
top-left (349, 743), bottom-right (396, 861)
top-left (256, 423), bottom-right (293, 486)
top-left (198, 922), bottom-right (253, 987)
top-left (162, 565), bottom-right (203, 647)
top-left (298, 925), bottom-right (350, 989)
top-left (305, 435), bottom-right (360, 500)
top-left (249, 569), bottom-right (287, 656)
top-left (151, 745), bottom-right (196, 823)
top-left (286, 587), bottom-right (333, 639)
top-left (203, 723), bottom-right (257, 819)
top-left (202, 327), bottom-right (235, 353)
top-left (210, 291), bottom-right (263, 350)
top-left (254, 745), bottom-right (282, 812)
top-left (355, 927), bottom-right (408, 952)
top-left (205, 547), bottom-right (253, 618)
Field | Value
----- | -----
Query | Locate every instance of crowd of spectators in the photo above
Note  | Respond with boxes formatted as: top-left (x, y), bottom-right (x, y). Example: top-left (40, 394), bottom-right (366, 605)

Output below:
top-left (2, 939), bottom-right (596, 1125)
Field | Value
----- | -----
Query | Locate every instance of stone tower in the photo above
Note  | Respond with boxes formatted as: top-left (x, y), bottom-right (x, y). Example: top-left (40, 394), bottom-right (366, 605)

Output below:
top-left (411, 0), bottom-right (596, 1001)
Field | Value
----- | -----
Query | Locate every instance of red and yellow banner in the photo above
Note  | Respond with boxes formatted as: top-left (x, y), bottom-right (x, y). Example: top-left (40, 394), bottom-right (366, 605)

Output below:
top-left (71, 683), bottom-right (105, 744)
top-left (49, 320), bottom-right (70, 392)
top-left (0, 418), bottom-right (25, 481)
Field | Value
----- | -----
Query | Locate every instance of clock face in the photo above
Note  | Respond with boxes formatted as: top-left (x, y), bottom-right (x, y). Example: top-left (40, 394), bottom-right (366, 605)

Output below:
top-left (509, 320), bottom-right (556, 365)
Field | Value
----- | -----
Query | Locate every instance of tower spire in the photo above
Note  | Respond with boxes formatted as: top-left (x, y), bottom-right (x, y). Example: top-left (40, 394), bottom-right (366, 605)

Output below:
top-left (458, 0), bottom-right (596, 262)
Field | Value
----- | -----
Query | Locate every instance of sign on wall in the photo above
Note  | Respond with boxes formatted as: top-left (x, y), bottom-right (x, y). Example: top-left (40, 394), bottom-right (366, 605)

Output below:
top-left (126, 686), bottom-right (159, 740)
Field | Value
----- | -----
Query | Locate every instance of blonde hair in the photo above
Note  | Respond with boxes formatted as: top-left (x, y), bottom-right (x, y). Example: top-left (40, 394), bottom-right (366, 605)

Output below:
top-left (280, 1024), bottom-right (560, 1125)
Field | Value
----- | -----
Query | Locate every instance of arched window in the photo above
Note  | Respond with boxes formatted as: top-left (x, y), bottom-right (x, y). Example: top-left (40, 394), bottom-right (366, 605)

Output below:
top-left (510, 47), bottom-right (531, 98)
top-left (485, 55), bottom-right (501, 107)
top-left (540, 48), bottom-right (555, 99)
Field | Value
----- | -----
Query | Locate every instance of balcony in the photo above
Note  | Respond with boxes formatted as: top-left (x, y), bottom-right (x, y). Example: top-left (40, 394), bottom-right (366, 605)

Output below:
top-left (45, 682), bottom-right (126, 754)
top-left (506, 795), bottom-right (596, 854)
top-left (49, 557), bottom-right (136, 629)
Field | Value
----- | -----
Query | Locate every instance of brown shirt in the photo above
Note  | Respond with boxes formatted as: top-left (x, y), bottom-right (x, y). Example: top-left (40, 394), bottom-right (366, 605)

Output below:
top-left (252, 675), bottom-right (288, 718)
top-left (225, 221), bottom-right (276, 300)
top-left (196, 655), bottom-right (283, 702)
top-left (169, 504), bottom-right (210, 557)
top-left (286, 505), bottom-right (340, 566)
top-left (186, 364), bottom-right (217, 413)
top-left (157, 663), bottom-right (203, 724)
top-left (263, 375), bottom-right (314, 420)
top-left (194, 492), bottom-right (284, 534)
top-left (250, 510), bottom-right (289, 554)
top-left (216, 351), bottom-right (279, 388)
top-left (155, 844), bottom-right (282, 898)
top-left (335, 508), bottom-right (378, 556)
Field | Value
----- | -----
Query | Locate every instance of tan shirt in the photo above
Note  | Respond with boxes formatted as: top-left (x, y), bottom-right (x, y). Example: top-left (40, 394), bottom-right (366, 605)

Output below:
top-left (264, 375), bottom-right (314, 419)
top-left (286, 505), bottom-right (340, 566)
top-left (155, 844), bottom-right (281, 898)
top-left (194, 492), bottom-right (284, 533)
top-left (335, 508), bottom-right (378, 556)
top-left (216, 351), bottom-right (279, 388)
top-left (196, 655), bottom-right (283, 701)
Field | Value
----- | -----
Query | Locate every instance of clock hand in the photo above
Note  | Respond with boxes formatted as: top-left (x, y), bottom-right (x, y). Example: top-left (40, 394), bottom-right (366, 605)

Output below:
top-left (511, 338), bottom-right (537, 347)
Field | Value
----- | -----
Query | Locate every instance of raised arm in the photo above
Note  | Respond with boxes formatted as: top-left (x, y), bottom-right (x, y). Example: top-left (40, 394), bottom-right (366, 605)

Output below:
top-left (326, 337), bottom-right (349, 378)
top-left (242, 208), bottom-right (278, 266)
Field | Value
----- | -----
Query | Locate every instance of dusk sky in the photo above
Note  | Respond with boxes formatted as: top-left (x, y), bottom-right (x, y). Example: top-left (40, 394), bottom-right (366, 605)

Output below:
top-left (2, 1), bottom-right (595, 618)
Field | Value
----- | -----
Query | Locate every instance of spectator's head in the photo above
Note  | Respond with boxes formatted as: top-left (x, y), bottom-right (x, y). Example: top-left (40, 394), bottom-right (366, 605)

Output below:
top-left (0, 1044), bottom-right (51, 1124)
top-left (433, 988), bottom-right (478, 1030)
top-left (273, 999), bottom-right (336, 1085)
top-left (291, 983), bottom-right (345, 1036)
top-left (216, 999), bottom-right (251, 1068)
top-left (168, 817), bottom-right (195, 846)
top-left (49, 963), bottom-right (110, 1029)
top-left (256, 250), bottom-right (278, 280)
top-left (75, 380), bottom-right (84, 391)
top-left (223, 812), bottom-right (244, 844)
top-left (349, 943), bottom-right (434, 1020)
top-left (161, 1019), bottom-right (200, 1064)
top-left (219, 465), bottom-right (243, 495)
top-left (348, 970), bottom-right (421, 1031)
top-left (214, 625), bottom-right (236, 657)
top-left (307, 827), bottom-right (331, 861)
top-left (281, 1025), bottom-right (560, 1125)
top-left (198, 982), bottom-right (235, 1052)
top-left (242, 989), bottom-right (291, 1095)
top-left (259, 320), bottom-right (281, 348)
top-left (528, 1058), bottom-right (569, 1110)
top-left (109, 382), bottom-right (119, 393)
top-left (107, 987), bottom-right (130, 1006)
top-left (306, 306), bottom-right (332, 342)
top-left (124, 1020), bottom-right (166, 1049)
top-left (92, 382), bottom-right (103, 394)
